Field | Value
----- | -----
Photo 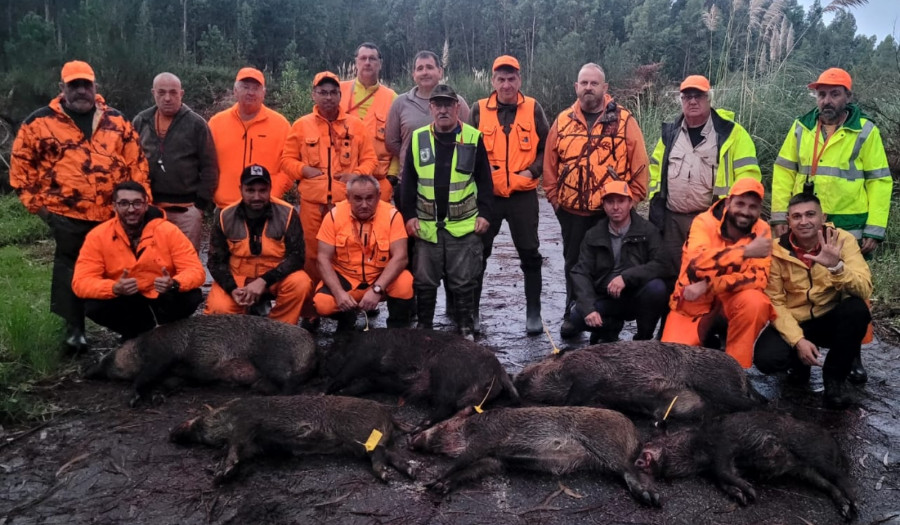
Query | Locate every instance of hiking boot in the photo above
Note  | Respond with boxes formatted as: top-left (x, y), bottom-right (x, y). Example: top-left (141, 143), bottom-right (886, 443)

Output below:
top-left (559, 318), bottom-right (581, 339)
top-left (64, 325), bottom-right (89, 354)
top-left (823, 375), bottom-right (854, 409)
top-left (785, 365), bottom-right (812, 386)
top-left (300, 317), bottom-right (321, 333)
top-left (847, 356), bottom-right (868, 385)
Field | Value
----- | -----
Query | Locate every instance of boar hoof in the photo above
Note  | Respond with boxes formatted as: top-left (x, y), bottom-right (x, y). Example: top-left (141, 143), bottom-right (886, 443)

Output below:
top-left (722, 484), bottom-right (752, 506)
top-left (426, 479), bottom-right (452, 495)
top-left (839, 500), bottom-right (858, 521)
top-left (128, 393), bottom-right (144, 408)
top-left (642, 490), bottom-right (661, 507)
top-left (151, 392), bottom-right (167, 406)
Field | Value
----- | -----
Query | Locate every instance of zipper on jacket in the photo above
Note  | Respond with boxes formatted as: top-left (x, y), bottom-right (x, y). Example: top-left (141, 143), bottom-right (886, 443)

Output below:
top-left (327, 145), bottom-right (333, 204)
top-left (504, 123), bottom-right (511, 192)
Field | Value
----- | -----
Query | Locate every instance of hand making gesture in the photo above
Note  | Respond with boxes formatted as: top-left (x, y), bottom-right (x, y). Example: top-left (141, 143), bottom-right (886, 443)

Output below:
top-left (802, 228), bottom-right (844, 268)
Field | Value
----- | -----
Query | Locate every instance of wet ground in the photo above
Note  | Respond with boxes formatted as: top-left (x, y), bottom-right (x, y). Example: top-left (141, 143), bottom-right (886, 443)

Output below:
top-left (2, 198), bottom-right (899, 524)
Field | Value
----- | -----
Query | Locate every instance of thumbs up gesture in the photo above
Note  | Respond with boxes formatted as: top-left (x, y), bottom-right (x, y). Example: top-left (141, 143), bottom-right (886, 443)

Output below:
top-left (114, 268), bottom-right (139, 296)
top-left (154, 266), bottom-right (176, 294)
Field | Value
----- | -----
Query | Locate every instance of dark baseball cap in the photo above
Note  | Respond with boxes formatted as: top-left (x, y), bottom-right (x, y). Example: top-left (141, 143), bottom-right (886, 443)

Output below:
top-left (429, 84), bottom-right (458, 102)
top-left (240, 164), bottom-right (271, 185)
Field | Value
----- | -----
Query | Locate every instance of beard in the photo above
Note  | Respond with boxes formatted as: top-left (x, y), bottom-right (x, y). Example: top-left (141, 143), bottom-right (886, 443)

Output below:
top-left (725, 211), bottom-right (754, 236)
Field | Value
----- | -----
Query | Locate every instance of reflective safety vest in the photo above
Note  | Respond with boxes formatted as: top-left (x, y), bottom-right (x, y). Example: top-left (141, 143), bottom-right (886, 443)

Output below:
top-left (772, 104), bottom-right (892, 240)
top-left (555, 102), bottom-right (633, 212)
top-left (412, 123), bottom-right (481, 243)
top-left (648, 108), bottom-right (761, 202)
top-left (341, 80), bottom-right (397, 177)
top-left (327, 199), bottom-right (398, 281)
top-left (477, 92), bottom-right (539, 197)
top-left (219, 198), bottom-right (294, 278)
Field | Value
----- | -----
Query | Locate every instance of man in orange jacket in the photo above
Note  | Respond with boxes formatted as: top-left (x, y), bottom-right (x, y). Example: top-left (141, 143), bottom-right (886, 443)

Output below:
top-left (11, 60), bottom-right (150, 352)
top-left (204, 165), bottom-right (312, 325)
top-left (282, 71), bottom-right (377, 324)
top-left (209, 67), bottom-right (292, 209)
top-left (314, 175), bottom-right (414, 330)
top-left (72, 181), bottom-right (204, 341)
top-left (543, 62), bottom-right (649, 339)
top-left (661, 178), bottom-right (775, 368)
top-left (341, 43), bottom-right (398, 202)
top-left (470, 55), bottom-right (549, 335)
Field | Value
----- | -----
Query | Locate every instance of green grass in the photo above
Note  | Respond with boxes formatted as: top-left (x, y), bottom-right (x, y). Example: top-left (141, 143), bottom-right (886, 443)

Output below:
top-left (0, 243), bottom-right (66, 424)
top-left (0, 193), bottom-right (50, 247)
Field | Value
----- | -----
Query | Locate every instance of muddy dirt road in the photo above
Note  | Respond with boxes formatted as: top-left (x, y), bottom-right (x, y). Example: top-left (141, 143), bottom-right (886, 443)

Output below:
top-left (2, 199), bottom-right (899, 524)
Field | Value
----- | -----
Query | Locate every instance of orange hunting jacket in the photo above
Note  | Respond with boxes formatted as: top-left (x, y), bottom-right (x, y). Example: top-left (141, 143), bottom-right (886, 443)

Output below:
top-left (72, 207), bottom-right (205, 300)
top-left (11, 94), bottom-right (150, 222)
top-left (669, 198), bottom-right (772, 317)
top-left (282, 106), bottom-right (378, 205)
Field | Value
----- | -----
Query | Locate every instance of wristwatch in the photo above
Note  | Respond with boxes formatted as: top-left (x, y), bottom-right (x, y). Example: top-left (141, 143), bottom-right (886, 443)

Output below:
top-left (372, 284), bottom-right (384, 295)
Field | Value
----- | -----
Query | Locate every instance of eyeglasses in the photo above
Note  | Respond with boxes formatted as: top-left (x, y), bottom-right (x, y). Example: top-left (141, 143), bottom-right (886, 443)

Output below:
top-left (315, 89), bottom-right (340, 97)
top-left (115, 200), bottom-right (146, 209)
top-left (681, 93), bottom-right (708, 101)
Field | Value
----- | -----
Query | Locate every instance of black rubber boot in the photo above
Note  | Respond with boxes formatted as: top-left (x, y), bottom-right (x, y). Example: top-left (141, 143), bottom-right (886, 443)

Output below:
top-left (454, 288), bottom-right (475, 340)
top-left (785, 365), bottom-right (812, 385)
top-left (335, 311), bottom-right (358, 332)
top-left (444, 283), bottom-right (455, 319)
top-left (524, 268), bottom-right (543, 335)
top-left (64, 322), bottom-right (89, 354)
top-left (472, 275), bottom-right (483, 334)
top-left (848, 355), bottom-right (868, 384)
top-left (416, 289), bottom-right (437, 330)
top-left (386, 298), bottom-right (414, 328)
top-left (823, 374), bottom-right (853, 409)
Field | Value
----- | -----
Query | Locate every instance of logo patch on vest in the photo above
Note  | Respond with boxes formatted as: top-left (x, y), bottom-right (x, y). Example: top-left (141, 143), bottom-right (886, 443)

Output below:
top-left (420, 147), bottom-right (433, 165)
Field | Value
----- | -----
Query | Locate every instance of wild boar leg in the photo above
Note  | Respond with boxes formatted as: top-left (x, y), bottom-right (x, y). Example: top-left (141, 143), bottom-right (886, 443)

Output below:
top-left (368, 446), bottom-right (391, 482)
top-left (791, 466), bottom-right (858, 521)
top-left (712, 450), bottom-right (757, 505)
top-left (427, 456), bottom-right (504, 494)
top-left (621, 468), bottom-right (661, 507)
top-left (131, 355), bottom-right (178, 406)
top-left (214, 439), bottom-right (261, 484)
top-left (383, 446), bottom-right (418, 479)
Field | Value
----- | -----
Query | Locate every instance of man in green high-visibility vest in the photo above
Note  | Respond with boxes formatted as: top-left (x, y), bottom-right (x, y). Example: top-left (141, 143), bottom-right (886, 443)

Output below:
top-left (399, 84), bottom-right (494, 340)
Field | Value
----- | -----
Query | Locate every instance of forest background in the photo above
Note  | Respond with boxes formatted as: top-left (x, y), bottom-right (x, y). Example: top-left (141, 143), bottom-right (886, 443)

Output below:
top-left (0, 0), bottom-right (898, 421)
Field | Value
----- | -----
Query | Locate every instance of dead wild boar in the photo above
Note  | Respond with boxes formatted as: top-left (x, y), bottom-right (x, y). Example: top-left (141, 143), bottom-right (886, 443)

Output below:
top-left (515, 341), bottom-right (763, 421)
top-left (409, 405), bottom-right (660, 506)
top-left (170, 395), bottom-right (416, 483)
top-left (636, 410), bottom-right (857, 521)
top-left (85, 315), bottom-right (316, 406)
top-left (326, 328), bottom-right (519, 426)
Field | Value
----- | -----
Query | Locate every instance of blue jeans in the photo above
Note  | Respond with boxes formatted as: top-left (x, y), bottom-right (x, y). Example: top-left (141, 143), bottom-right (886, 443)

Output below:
top-left (570, 278), bottom-right (669, 341)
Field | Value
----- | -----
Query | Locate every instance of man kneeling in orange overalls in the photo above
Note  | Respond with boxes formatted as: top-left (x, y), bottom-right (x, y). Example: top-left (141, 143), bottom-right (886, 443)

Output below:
top-left (315, 175), bottom-right (414, 331)
top-left (205, 164), bottom-right (312, 325)
top-left (661, 178), bottom-right (775, 368)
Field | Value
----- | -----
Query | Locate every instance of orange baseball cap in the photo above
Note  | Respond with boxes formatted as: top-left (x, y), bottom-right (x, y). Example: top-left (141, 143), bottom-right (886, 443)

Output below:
top-left (808, 68), bottom-right (852, 91)
top-left (61, 60), bottom-right (95, 83)
top-left (728, 178), bottom-right (765, 199)
top-left (313, 71), bottom-right (341, 87)
top-left (601, 180), bottom-right (633, 200)
top-left (236, 67), bottom-right (265, 86)
top-left (492, 55), bottom-right (520, 71)
top-left (680, 75), bottom-right (710, 92)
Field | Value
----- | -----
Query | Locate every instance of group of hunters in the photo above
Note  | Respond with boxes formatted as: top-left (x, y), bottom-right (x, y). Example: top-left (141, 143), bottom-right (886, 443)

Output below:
top-left (9, 43), bottom-right (892, 410)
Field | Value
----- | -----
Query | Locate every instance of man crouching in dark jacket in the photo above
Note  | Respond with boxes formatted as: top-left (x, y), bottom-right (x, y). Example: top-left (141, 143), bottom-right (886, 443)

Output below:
top-left (569, 180), bottom-right (673, 343)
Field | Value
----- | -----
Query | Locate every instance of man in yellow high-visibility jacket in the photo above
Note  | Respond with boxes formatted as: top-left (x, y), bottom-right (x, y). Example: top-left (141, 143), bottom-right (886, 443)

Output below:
top-left (771, 68), bottom-right (892, 255)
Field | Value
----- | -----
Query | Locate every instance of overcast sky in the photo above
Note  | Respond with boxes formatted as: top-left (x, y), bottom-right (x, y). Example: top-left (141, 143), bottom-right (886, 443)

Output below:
top-left (797, 0), bottom-right (899, 42)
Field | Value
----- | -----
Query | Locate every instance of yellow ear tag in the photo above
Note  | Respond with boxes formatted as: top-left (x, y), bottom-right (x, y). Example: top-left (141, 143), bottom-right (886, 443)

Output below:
top-left (363, 429), bottom-right (383, 452)
top-left (662, 395), bottom-right (679, 421)
top-left (543, 321), bottom-right (561, 355)
top-left (473, 376), bottom-right (495, 414)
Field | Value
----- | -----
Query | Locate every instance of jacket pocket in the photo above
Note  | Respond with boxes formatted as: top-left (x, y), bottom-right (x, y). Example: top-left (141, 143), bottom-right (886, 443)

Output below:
top-left (304, 137), bottom-right (321, 167)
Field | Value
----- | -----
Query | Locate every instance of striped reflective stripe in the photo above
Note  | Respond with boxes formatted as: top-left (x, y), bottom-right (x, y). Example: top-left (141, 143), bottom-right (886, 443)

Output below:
top-left (863, 225), bottom-right (885, 238)
top-left (849, 121), bottom-right (874, 165)
top-left (418, 178), bottom-right (434, 187)
top-left (733, 156), bottom-right (758, 168)
top-left (845, 228), bottom-right (864, 239)
top-left (713, 186), bottom-right (729, 197)
top-left (865, 168), bottom-right (891, 179)
top-left (775, 156), bottom-right (797, 170)
top-left (415, 176), bottom-right (482, 191)
top-left (649, 157), bottom-right (659, 165)
top-left (771, 211), bottom-right (787, 222)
